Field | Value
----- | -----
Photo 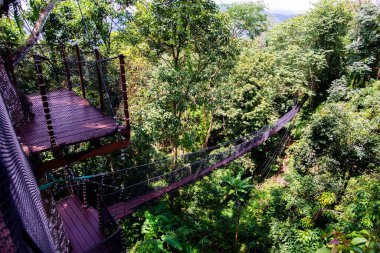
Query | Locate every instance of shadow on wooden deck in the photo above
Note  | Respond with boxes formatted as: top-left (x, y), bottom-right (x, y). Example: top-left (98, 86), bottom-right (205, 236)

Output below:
top-left (16, 89), bottom-right (118, 154)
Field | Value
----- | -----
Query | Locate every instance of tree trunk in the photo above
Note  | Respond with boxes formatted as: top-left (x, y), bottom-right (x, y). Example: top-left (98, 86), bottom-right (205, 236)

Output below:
top-left (0, 56), bottom-right (34, 127)
top-left (12, 0), bottom-right (63, 66)
top-left (203, 112), bottom-right (214, 148)
top-left (234, 201), bottom-right (241, 253)
top-left (0, 0), bottom-right (62, 127)
top-left (337, 167), bottom-right (353, 204)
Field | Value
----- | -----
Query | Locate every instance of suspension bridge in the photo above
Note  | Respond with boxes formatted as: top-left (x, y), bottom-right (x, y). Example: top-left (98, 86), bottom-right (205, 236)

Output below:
top-left (47, 97), bottom-right (305, 252)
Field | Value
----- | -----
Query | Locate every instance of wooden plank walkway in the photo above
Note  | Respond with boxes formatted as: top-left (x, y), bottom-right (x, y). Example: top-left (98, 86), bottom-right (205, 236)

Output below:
top-left (56, 195), bottom-right (104, 253)
top-left (16, 89), bottom-right (118, 154)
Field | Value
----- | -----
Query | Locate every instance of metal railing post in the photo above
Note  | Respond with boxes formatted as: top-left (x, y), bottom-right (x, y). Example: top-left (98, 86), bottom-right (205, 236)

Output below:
top-left (60, 43), bottom-right (72, 90)
top-left (94, 48), bottom-right (105, 112)
top-left (118, 54), bottom-right (131, 140)
top-left (75, 44), bottom-right (86, 98)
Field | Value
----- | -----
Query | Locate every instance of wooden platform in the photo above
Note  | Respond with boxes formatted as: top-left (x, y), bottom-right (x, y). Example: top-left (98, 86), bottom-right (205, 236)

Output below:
top-left (16, 89), bottom-right (118, 154)
top-left (56, 195), bottom-right (104, 253)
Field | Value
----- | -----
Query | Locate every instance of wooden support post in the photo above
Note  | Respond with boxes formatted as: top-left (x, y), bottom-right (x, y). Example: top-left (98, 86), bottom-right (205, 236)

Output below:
top-left (94, 48), bottom-right (105, 113)
top-left (75, 44), bottom-right (86, 98)
top-left (33, 55), bottom-right (57, 148)
top-left (60, 43), bottom-right (72, 90)
top-left (118, 54), bottom-right (131, 140)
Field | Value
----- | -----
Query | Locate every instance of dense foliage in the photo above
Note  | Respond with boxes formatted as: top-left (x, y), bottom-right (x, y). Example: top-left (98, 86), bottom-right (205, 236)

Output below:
top-left (1, 0), bottom-right (379, 252)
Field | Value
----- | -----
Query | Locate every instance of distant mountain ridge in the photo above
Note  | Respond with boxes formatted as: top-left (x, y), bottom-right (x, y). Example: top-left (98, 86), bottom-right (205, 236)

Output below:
top-left (218, 4), bottom-right (296, 24)
top-left (270, 13), bottom-right (295, 22)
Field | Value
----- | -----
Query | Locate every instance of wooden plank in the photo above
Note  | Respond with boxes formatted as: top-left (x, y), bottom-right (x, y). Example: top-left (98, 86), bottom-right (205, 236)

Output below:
top-left (56, 197), bottom-right (90, 253)
top-left (63, 200), bottom-right (98, 252)
top-left (70, 196), bottom-right (104, 244)
top-left (71, 197), bottom-right (103, 242)
top-left (26, 110), bottom-right (112, 130)
top-left (20, 116), bottom-right (116, 144)
top-left (22, 122), bottom-right (116, 146)
top-left (56, 195), bottom-right (105, 253)
top-left (87, 207), bottom-right (101, 231)
top-left (16, 89), bottom-right (123, 153)
top-left (27, 123), bottom-right (116, 147)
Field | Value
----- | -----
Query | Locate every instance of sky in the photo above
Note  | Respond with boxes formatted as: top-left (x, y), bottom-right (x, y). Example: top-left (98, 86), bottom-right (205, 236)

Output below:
top-left (215, 0), bottom-right (320, 14)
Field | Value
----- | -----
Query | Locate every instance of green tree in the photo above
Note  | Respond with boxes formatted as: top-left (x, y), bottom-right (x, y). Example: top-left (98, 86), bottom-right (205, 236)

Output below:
top-left (38, 0), bottom-right (132, 51)
top-left (267, 0), bottom-right (352, 103)
top-left (292, 92), bottom-right (380, 201)
top-left (222, 173), bottom-right (253, 252)
top-left (129, 0), bottom-right (237, 155)
top-left (306, 0), bottom-right (352, 93)
top-left (346, 3), bottom-right (380, 86)
top-left (0, 0), bottom-right (63, 125)
top-left (225, 2), bottom-right (268, 39)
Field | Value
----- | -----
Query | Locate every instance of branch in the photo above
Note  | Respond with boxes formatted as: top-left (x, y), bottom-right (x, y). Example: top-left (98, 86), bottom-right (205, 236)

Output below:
top-left (12, 0), bottom-right (62, 66)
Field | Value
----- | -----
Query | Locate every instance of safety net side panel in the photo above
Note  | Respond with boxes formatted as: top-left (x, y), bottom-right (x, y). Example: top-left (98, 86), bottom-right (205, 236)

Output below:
top-left (0, 65), bottom-right (56, 252)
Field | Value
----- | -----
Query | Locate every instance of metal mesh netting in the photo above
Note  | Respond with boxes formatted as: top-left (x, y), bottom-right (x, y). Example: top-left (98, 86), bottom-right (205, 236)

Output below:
top-left (0, 85), bottom-right (56, 251)
top-left (0, 56), bottom-right (30, 128)
top-left (15, 44), bottom-right (125, 121)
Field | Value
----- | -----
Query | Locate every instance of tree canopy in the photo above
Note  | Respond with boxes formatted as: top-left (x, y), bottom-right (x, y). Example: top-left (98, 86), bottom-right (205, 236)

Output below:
top-left (0, 0), bottom-right (379, 252)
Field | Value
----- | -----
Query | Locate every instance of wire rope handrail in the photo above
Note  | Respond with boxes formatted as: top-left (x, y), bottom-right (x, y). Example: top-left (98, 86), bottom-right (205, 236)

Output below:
top-left (40, 97), bottom-right (307, 195)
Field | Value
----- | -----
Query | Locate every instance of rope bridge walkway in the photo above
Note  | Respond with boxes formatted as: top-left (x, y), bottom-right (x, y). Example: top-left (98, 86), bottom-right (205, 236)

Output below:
top-left (102, 98), bottom-right (305, 219)
top-left (50, 98), bottom-right (305, 252)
